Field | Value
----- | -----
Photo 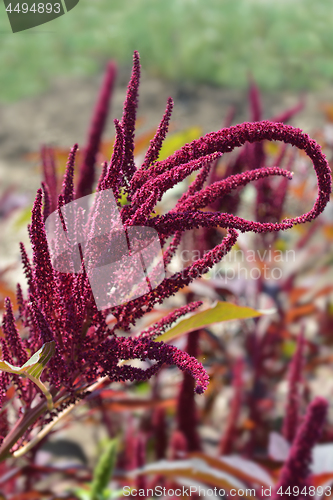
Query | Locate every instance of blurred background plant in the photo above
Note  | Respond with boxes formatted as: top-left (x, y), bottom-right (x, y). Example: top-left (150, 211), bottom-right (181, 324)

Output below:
top-left (0, 50), bottom-right (332, 497)
top-left (0, 0), bottom-right (333, 101)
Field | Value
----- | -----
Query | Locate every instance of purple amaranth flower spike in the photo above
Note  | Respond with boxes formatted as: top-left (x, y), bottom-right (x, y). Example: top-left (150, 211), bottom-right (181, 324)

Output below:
top-left (174, 166), bottom-right (292, 214)
top-left (76, 62), bottom-right (117, 199)
top-left (270, 97), bottom-right (305, 124)
top-left (61, 143), bottom-right (78, 204)
top-left (0, 330), bottom-right (28, 406)
top-left (135, 433), bottom-right (147, 491)
top-left (15, 283), bottom-right (25, 321)
top-left (2, 298), bottom-right (28, 366)
top-left (41, 181), bottom-right (51, 222)
top-left (272, 397), bottom-right (328, 500)
top-left (169, 429), bottom-right (188, 460)
top-left (176, 329), bottom-right (202, 451)
top-left (140, 97), bottom-right (174, 171)
top-left (152, 406), bottom-right (168, 460)
top-left (219, 358), bottom-right (243, 456)
top-left (135, 121), bottom-right (331, 228)
top-left (120, 51), bottom-right (140, 191)
top-left (29, 189), bottom-right (58, 319)
top-left (96, 337), bottom-right (209, 395)
top-left (282, 332), bottom-right (305, 443)
top-left (130, 96), bottom-right (174, 193)
top-left (19, 242), bottom-right (34, 296)
top-left (97, 161), bottom-right (108, 192)
top-left (99, 119), bottom-right (124, 199)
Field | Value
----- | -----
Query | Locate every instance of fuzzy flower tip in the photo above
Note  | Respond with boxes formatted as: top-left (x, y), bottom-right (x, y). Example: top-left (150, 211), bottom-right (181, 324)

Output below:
top-left (76, 61), bottom-right (117, 199)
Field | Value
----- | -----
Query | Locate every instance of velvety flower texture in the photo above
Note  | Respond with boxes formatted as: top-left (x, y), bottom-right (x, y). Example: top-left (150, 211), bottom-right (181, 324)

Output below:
top-left (0, 52), bottom-right (331, 450)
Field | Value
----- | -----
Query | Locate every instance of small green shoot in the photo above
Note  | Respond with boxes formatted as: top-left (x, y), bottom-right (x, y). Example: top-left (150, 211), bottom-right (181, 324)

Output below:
top-left (0, 341), bottom-right (55, 411)
top-left (74, 439), bottom-right (119, 500)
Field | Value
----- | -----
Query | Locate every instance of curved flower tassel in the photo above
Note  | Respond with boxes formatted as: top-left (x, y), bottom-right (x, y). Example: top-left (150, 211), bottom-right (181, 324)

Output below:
top-left (134, 121), bottom-right (331, 230)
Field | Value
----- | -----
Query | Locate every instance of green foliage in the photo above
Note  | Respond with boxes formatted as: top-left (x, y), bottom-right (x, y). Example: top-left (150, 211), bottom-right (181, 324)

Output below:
top-left (74, 439), bottom-right (119, 500)
top-left (0, 341), bottom-right (55, 410)
top-left (91, 439), bottom-right (118, 500)
top-left (1, 0), bottom-right (333, 101)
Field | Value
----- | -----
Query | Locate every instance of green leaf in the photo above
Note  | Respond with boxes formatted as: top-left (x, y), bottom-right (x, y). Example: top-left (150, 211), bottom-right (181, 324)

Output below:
top-left (22, 341), bottom-right (55, 379)
top-left (0, 342), bottom-right (55, 410)
top-left (282, 340), bottom-right (297, 358)
top-left (91, 439), bottom-right (118, 500)
top-left (72, 488), bottom-right (91, 500)
top-left (72, 487), bottom-right (124, 500)
top-left (155, 301), bottom-right (264, 343)
top-left (0, 359), bottom-right (23, 374)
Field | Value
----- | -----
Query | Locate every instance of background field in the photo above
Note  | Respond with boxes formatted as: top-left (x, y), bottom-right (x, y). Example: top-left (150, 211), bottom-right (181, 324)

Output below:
top-left (0, 0), bottom-right (333, 101)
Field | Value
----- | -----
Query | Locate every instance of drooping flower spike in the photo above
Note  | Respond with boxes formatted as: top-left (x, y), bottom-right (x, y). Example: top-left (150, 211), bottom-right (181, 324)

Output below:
top-left (174, 166), bottom-right (292, 213)
top-left (130, 120), bottom-right (331, 229)
top-left (110, 229), bottom-right (238, 332)
top-left (129, 152), bottom-right (224, 226)
top-left (212, 81), bottom-right (305, 246)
